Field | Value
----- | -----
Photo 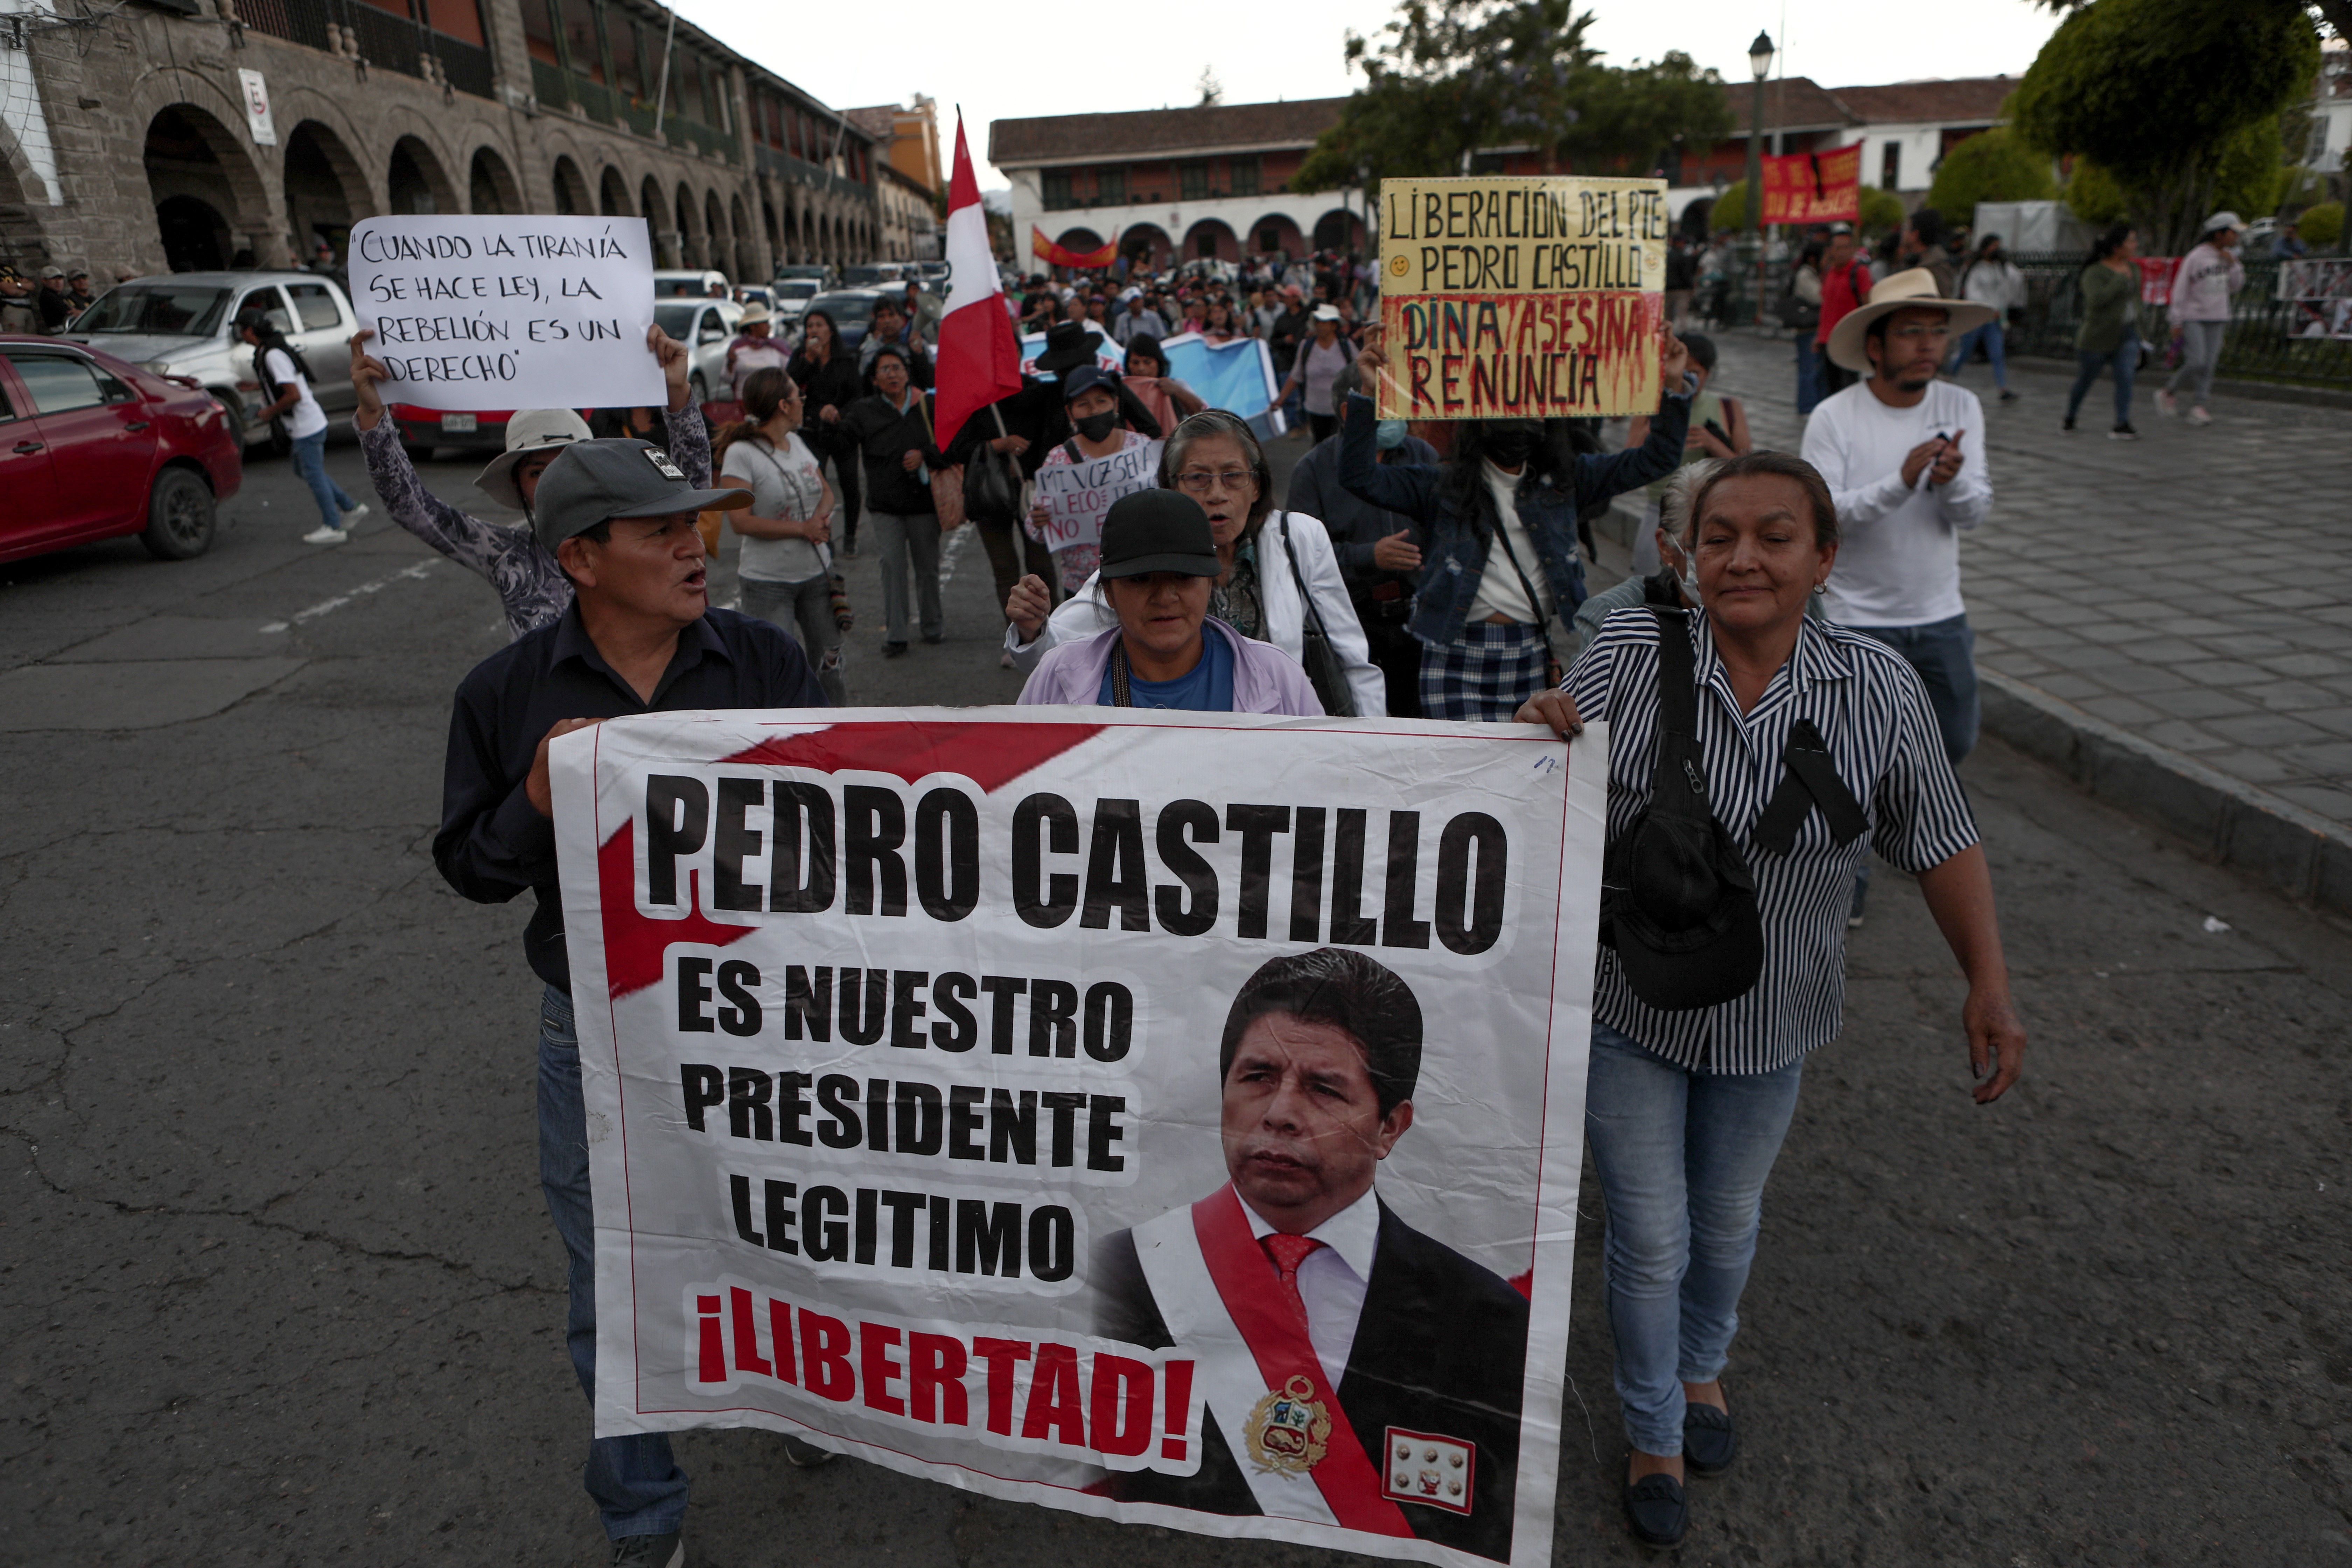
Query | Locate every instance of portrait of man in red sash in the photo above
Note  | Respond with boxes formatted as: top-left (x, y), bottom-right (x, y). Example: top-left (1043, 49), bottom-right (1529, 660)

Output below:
top-left (1092, 949), bottom-right (1531, 1563)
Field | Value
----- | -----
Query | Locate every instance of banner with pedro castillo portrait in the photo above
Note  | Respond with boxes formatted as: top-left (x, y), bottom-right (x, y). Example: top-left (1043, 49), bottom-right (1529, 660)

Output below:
top-left (1376, 175), bottom-right (1670, 421)
top-left (554, 707), bottom-right (1611, 1568)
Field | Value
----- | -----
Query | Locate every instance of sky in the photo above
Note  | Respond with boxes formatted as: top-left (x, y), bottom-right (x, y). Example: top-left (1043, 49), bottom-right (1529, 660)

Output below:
top-left (667, 0), bottom-right (2068, 188)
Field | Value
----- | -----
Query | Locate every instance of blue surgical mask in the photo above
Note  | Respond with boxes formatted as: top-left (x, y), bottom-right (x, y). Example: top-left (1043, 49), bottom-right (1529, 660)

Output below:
top-left (1374, 418), bottom-right (1408, 450)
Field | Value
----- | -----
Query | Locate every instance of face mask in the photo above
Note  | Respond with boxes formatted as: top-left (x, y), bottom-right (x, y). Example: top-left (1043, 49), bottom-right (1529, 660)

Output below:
top-left (1374, 419), bottom-right (1408, 450)
top-left (1661, 534), bottom-right (1703, 608)
top-left (1073, 411), bottom-right (1118, 442)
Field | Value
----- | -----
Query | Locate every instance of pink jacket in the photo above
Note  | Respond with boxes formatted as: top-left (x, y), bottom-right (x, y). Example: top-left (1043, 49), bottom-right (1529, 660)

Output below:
top-left (2168, 243), bottom-right (2244, 324)
top-left (1016, 619), bottom-right (1325, 714)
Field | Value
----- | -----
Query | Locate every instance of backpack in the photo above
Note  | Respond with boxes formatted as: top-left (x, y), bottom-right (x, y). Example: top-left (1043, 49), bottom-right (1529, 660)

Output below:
top-left (1777, 269), bottom-right (1821, 332)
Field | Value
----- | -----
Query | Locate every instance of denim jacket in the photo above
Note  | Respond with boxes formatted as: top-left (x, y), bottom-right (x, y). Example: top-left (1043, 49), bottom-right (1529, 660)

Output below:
top-left (1336, 380), bottom-right (1695, 648)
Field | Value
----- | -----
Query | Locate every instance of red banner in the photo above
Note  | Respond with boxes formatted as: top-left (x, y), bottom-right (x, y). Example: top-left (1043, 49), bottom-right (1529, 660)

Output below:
top-left (1759, 145), bottom-right (1861, 226)
top-left (1031, 226), bottom-right (1115, 271)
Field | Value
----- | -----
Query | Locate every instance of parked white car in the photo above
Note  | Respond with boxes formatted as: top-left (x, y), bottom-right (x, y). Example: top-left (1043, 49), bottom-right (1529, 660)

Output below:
top-left (651, 296), bottom-right (745, 406)
top-left (64, 271), bottom-right (359, 451)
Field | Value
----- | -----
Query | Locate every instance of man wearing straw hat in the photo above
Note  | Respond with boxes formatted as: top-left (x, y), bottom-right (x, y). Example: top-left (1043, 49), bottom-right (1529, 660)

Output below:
top-left (1800, 267), bottom-right (1998, 925)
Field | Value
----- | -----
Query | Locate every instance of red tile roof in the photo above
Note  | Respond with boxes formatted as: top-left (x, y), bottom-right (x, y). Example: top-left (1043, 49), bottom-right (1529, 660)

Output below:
top-left (1827, 77), bottom-right (2017, 126)
top-left (990, 98), bottom-right (1347, 167)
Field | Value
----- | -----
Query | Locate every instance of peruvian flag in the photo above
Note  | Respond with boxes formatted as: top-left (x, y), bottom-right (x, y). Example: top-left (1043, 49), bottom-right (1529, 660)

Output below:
top-left (933, 111), bottom-right (1023, 450)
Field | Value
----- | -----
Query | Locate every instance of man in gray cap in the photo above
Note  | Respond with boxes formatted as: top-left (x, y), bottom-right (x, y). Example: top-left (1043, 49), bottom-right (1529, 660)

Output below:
top-left (349, 323), bottom-right (710, 640)
top-left (35, 266), bottom-right (72, 334)
top-left (435, 435), bottom-right (830, 1568)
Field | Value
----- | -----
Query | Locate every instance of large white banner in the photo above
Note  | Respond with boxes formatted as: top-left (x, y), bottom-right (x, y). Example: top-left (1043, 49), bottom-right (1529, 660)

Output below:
top-left (346, 214), bottom-right (665, 411)
top-left (554, 709), bottom-right (1608, 1568)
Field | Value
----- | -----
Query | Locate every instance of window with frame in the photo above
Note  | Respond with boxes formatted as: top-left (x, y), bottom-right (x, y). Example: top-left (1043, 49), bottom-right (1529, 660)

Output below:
top-left (556, 0), bottom-right (602, 81)
top-left (1179, 161), bottom-right (1209, 200)
top-left (1096, 166), bottom-right (1126, 204)
top-left (608, 14), bottom-right (641, 98)
top-left (1042, 169), bottom-right (1074, 210)
top-left (1228, 155), bottom-right (1260, 196)
top-left (6, 352), bottom-right (129, 414)
top-left (1880, 141), bottom-right (1900, 190)
top-left (283, 282), bottom-right (342, 331)
top-left (523, 0), bottom-right (558, 65)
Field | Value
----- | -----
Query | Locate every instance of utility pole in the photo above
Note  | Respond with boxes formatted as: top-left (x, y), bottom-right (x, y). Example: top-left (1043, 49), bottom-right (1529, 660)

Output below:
top-left (1743, 30), bottom-right (1774, 325)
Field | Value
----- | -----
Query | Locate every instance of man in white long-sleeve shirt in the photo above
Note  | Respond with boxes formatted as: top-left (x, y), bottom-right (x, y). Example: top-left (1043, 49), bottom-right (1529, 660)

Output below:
top-left (1803, 268), bottom-right (1997, 926)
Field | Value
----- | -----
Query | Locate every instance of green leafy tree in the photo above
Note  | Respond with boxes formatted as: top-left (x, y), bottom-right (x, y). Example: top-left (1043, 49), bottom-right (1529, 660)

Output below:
top-left (2064, 159), bottom-right (2129, 228)
top-left (2011, 0), bottom-right (2322, 251)
top-left (2067, 115), bottom-right (2302, 247)
top-left (1293, 0), bottom-right (1730, 195)
top-left (2300, 202), bottom-right (2344, 248)
top-left (1925, 128), bottom-right (2056, 221)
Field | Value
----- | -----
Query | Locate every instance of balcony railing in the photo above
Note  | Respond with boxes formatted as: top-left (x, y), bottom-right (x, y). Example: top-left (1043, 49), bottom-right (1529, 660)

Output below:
top-left (236, 0), bottom-right (493, 99)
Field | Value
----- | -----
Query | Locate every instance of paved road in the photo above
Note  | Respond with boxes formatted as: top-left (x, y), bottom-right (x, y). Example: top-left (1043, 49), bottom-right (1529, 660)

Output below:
top-left (4, 431), bottom-right (2348, 1566)
top-left (1699, 329), bottom-right (2352, 834)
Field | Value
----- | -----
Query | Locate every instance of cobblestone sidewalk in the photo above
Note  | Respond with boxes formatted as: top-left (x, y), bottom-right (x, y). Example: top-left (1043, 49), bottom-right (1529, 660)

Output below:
top-left (1701, 330), bottom-right (2352, 830)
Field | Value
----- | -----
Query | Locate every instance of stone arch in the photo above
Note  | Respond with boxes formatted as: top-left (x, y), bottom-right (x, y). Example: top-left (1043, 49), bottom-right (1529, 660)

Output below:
top-left (1118, 222), bottom-right (1173, 271)
top-left (600, 164), bottom-right (631, 217)
top-left (143, 102), bottom-right (275, 271)
top-left (551, 155), bottom-right (592, 215)
top-left (388, 134), bottom-right (459, 215)
top-left (1181, 217), bottom-right (1240, 263)
top-left (704, 188), bottom-right (727, 273)
top-left (280, 118), bottom-right (374, 265)
top-left (1249, 212), bottom-right (1308, 259)
top-left (674, 182), bottom-right (700, 267)
top-left (760, 194), bottom-right (779, 261)
top-left (1311, 207), bottom-right (1366, 252)
top-left (730, 192), bottom-right (755, 281)
top-left (469, 145), bottom-right (523, 215)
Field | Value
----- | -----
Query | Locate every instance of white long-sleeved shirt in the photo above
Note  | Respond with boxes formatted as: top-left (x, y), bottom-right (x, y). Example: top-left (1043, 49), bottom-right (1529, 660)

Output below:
top-left (1239, 1188), bottom-right (1379, 1392)
top-left (1800, 379), bottom-right (1992, 627)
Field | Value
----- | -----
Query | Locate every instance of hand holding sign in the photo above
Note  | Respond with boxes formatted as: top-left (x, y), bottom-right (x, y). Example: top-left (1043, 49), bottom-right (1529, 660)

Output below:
top-left (347, 215), bottom-right (665, 413)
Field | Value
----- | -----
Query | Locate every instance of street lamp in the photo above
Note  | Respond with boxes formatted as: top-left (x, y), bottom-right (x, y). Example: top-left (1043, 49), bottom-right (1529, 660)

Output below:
top-left (1742, 29), bottom-right (1774, 326)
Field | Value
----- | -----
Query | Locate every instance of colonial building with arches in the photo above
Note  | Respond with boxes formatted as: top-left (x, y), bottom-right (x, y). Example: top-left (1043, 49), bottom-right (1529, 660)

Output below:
top-left (989, 98), bottom-right (1368, 275)
top-left (0, 0), bottom-right (890, 284)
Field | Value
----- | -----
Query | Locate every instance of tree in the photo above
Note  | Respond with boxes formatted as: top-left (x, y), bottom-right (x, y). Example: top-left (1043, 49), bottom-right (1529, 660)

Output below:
top-left (1925, 128), bottom-right (2055, 222)
top-left (2301, 201), bottom-right (2344, 248)
top-left (2035, 0), bottom-right (2351, 48)
top-left (2011, 0), bottom-right (2322, 251)
top-left (1293, 0), bottom-right (1730, 195)
top-left (2067, 115), bottom-right (2303, 247)
top-left (1196, 68), bottom-right (1223, 107)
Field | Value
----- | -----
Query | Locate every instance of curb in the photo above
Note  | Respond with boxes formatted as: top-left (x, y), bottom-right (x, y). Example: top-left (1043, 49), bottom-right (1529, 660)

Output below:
top-left (1977, 669), bottom-right (2352, 918)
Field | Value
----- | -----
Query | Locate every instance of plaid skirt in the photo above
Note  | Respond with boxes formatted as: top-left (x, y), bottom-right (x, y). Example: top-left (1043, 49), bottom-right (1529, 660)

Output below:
top-left (1420, 621), bottom-right (1552, 721)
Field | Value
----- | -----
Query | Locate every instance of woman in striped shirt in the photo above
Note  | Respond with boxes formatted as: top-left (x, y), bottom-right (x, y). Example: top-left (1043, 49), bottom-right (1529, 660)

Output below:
top-left (1519, 450), bottom-right (2028, 1549)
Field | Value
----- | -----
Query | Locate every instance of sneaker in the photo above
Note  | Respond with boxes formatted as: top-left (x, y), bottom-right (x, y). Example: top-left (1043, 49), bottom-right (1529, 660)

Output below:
top-left (341, 502), bottom-right (372, 524)
top-left (1998, 388), bottom-right (2018, 402)
top-left (2186, 406), bottom-right (2212, 427)
top-left (2108, 422), bottom-right (2139, 440)
top-left (609, 1534), bottom-right (683, 1568)
top-left (301, 525), bottom-right (349, 545)
top-left (2155, 389), bottom-right (2178, 418)
top-left (1847, 877), bottom-right (1867, 930)
top-left (782, 1435), bottom-right (835, 1468)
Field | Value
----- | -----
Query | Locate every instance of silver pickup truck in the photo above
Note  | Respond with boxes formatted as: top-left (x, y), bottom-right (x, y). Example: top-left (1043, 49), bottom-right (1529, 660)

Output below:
top-left (63, 271), bottom-right (359, 452)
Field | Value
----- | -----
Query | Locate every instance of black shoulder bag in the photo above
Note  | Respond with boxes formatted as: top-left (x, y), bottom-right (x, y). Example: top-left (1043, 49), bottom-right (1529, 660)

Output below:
top-left (961, 405), bottom-right (1020, 526)
top-left (1600, 608), bottom-right (1764, 1011)
top-left (1275, 513), bottom-right (1357, 717)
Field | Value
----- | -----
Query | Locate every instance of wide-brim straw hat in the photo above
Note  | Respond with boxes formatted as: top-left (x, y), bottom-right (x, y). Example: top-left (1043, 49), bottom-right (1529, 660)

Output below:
top-left (1825, 267), bottom-right (1997, 372)
top-left (474, 407), bottom-right (594, 510)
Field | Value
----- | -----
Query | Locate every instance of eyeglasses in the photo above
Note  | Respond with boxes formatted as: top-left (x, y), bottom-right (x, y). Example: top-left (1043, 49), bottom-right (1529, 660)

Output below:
top-left (1175, 469), bottom-right (1255, 493)
top-left (1889, 324), bottom-right (1952, 343)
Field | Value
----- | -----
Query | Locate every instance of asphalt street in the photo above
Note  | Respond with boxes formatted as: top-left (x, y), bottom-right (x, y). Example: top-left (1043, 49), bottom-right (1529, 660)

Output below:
top-left (2, 427), bottom-right (2348, 1567)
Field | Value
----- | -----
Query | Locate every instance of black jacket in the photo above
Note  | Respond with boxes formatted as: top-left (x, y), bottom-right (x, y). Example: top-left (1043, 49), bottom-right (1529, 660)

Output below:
top-left (1092, 1199), bottom-right (1530, 1564)
top-left (787, 348), bottom-right (862, 456)
top-left (842, 390), bottom-right (950, 515)
top-left (1285, 429), bottom-right (1440, 598)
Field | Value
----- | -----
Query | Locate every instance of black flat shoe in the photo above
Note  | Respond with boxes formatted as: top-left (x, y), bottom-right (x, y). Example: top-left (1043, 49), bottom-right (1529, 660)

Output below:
top-left (1683, 1401), bottom-right (1738, 1477)
top-left (884, 641), bottom-right (909, 658)
top-left (1623, 1472), bottom-right (1688, 1547)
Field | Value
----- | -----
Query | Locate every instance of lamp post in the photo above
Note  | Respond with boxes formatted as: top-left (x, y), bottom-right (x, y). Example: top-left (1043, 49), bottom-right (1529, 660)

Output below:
top-left (1742, 29), bottom-right (1774, 325)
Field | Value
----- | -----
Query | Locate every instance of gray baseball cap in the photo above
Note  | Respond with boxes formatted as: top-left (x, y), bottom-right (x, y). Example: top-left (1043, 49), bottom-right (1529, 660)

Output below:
top-left (530, 438), bottom-right (747, 554)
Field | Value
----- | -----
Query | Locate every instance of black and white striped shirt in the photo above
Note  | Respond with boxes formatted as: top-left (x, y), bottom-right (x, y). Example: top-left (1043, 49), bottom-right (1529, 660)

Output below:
top-left (1568, 607), bottom-right (1979, 1073)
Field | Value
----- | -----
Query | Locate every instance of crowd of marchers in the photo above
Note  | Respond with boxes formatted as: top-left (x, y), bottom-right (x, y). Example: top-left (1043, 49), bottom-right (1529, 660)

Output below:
top-left (243, 225), bottom-right (2039, 1566)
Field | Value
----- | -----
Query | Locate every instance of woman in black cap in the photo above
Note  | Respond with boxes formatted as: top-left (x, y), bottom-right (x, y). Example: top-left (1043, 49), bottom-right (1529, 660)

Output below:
top-left (1023, 363), bottom-right (1163, 596)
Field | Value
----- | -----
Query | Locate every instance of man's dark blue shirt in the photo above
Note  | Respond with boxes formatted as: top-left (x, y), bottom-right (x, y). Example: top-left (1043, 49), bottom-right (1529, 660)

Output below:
top-left (435, 601), bottom-right (829, 993)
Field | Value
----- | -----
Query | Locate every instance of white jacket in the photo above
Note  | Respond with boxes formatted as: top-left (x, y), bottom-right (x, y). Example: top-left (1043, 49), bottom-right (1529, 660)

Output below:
top-left (1005, 509), bottom-right (1386, 716)
top-left (1958, 257), bottom-right (2024, 313)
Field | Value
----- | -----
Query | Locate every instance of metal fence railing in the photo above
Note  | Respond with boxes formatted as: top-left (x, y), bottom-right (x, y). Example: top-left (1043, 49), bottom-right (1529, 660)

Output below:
top-left (236, 0), bottom-right (495, 102)
top-left (1686, 243), bottom-right (2352, 394)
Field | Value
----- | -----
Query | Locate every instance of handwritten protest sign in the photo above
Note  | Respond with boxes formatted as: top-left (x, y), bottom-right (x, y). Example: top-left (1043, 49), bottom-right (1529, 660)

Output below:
top-left (346, 215), bottom-right (664, 411)
top-left (1031, 440), bottom-right (1161, 553)
top-left (1376, 176), bottom-right (1666, 421)
top-left (1759, 146), bottom-right (1861, 226)
top-left (554, 709), bottom-right (1609, 1568)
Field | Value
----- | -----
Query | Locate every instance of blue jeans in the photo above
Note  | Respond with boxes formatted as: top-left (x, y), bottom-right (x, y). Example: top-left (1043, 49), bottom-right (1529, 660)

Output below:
top-left (1583, 1023), bottom-right (1806, 1455)
top-left (1853, 613), bottom-right (1977, 767)
top-left (1944, 321), bottom-right (2008, 389)
top-left (539, 986), bottom-right (691, 1540)
top-left (1793, 334), bottom-right (1823, 416)
top-left (288, 429), bottom-right (355, 530)
top-left (2066, 334), bottom-right (2138, 427)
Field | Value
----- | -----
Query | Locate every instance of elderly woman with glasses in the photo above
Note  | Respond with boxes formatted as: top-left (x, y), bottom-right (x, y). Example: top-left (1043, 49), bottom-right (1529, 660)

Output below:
top-left (1004, 409), bottom-right (1385, 716)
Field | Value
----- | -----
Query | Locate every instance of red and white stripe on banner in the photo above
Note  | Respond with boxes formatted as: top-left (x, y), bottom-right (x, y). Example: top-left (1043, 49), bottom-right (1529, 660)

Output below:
top-left (1132, 1185), bottom-right (1414, 1536)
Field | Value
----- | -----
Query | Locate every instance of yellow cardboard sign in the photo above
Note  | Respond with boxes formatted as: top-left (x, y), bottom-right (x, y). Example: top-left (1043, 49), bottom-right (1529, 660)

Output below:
top-left (1375, 176), bottom-right (1668, 420)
